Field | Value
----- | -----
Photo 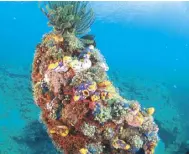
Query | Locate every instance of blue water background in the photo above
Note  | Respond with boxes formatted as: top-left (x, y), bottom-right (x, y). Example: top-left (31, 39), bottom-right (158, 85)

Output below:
top-left (0, 2), bottom-right (189, 154)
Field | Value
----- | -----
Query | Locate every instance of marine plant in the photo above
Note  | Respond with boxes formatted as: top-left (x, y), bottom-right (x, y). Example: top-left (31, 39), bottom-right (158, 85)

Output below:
top-left (32, 1), bottom-right (159, 154)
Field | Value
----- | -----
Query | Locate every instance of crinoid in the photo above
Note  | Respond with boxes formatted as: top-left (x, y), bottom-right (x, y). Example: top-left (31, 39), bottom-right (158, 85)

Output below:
top-left (40, 1), bottom-right (95, 35)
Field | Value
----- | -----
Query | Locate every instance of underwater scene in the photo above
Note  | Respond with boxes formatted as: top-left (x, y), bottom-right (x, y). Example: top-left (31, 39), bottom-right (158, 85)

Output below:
top-left (0, 1), bottom-right (189, 154)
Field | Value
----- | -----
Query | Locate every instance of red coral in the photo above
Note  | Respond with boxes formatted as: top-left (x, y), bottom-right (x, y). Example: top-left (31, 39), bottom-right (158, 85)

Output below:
top-left (32, 73), bottom-right (43, 83)
top-left (61, 101), bottom-right (89, 126)
top-left (63, 68), bottom-right (75, 79)
top-left (52, 134), bottom-right (87, 154)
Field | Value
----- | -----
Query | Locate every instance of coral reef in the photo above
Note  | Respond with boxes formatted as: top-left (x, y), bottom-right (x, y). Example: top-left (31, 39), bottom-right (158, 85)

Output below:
top-left (32, 2), bottom-right (159, 154)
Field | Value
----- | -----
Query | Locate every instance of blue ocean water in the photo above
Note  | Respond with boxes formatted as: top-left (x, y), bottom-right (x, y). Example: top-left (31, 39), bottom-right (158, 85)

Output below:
top-left (0, 1), bottom-right (189, 154)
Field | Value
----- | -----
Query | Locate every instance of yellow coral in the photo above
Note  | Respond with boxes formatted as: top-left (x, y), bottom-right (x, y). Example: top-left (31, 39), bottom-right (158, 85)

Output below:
top-left (73, 95), bottom-right (80, 101)
top-left (49, 129), bottom-right (56, 134)
top-left (79, 148), bottom-right (88, 154)
top-left (48, 62), bottom-right (59, 70)
top-left (100, 91), bottom-right (107, 100)
top-left (104, 85), bottom-right (116, 93)
top-left (43, 33), bottom-right (63, 44)
top-left (52, 34), bottom-right (63, 43)
top-left (146, 107), bottom-right (155, 116)
top-left (125, 144), bottom-right (131, 150)
top-left (82, 90), bottom-right (90, 97)
top-left (98, 80), bottom-right (112, 87)
top-left (112, 138), bottom-right (130, 150)
top-left (107, 92), bottom-right (114, 99)
top-left (91, 94), bottom-right (100, 102)
top-left (58, 126), bottom-right (69, 137)
top-left (150, 149), bottom-right (155, 154)
top-left (60, 129), bottom-right (69, 137)
top-left (63, 56), bottom-right (72, 65)
top-left (88, 82), bottom-right (97, 92)
top-left (49, 126), bottom-right (69, 137)
top-left (136, 112), bottom-right (144, 125)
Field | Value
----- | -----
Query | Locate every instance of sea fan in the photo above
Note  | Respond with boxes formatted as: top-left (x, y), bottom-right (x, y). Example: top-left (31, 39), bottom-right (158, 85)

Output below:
top-left (40, 1), bottom-right (95, 36)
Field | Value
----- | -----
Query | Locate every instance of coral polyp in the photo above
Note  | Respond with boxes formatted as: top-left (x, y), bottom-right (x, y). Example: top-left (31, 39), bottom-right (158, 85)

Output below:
top-left (32, 2), bottom-right (159, 154)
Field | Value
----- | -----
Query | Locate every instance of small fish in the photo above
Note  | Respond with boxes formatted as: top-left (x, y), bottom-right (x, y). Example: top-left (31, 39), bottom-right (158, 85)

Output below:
top-left (173, 85), bottom-right (177, 89)
top-left (80, 34), bottom-right (96, 47)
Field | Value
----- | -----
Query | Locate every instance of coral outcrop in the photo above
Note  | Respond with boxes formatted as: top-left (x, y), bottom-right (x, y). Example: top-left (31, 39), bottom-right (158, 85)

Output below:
top-left (32, 2), bottom-right (159, 154)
